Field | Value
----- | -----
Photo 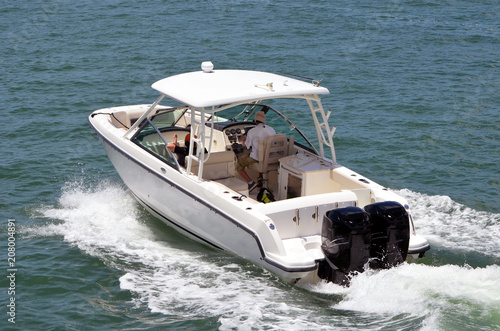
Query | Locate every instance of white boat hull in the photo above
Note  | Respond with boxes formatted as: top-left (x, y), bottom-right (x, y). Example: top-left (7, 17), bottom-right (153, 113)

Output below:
top-left (88, 65), bottom-right (430, 285)
top-left (97, 130), bottom-right (429, 283)
top-left (98, 134), bottom-right (320, 280)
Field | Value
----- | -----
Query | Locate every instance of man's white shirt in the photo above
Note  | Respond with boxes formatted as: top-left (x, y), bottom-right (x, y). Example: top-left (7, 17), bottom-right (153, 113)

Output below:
top-left (245, 123), bottom-right (276, 160)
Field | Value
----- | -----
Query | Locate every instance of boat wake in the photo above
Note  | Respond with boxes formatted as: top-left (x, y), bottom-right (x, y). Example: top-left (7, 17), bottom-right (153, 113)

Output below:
top-left (396, 188), bottom-right (500, 259)
top-left (30, 181), bottom-right (500, 330)
top-left (305, 263), bottom-right (500, 330)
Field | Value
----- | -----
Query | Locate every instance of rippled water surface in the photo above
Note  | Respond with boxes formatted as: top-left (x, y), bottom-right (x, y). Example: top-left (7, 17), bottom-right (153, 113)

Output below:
top-left (1, 0), bottom-right (499, 330)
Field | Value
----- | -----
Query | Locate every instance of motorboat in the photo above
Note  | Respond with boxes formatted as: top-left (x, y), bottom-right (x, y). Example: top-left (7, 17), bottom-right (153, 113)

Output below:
top-left (88, 62), bottom-right (430, 285)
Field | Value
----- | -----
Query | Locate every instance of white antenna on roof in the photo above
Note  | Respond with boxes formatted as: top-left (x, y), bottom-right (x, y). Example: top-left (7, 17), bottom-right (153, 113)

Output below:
top-left (278, 72), bottom-right (323, 87)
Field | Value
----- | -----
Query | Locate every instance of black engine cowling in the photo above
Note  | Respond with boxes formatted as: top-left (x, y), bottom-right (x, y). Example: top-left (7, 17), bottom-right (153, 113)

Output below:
top-left (318, 206), bottom-right (372, 285)
top-left (318, 202), bottom-right (411, 285)
top-left (364, 201), bottom-right (410, 269)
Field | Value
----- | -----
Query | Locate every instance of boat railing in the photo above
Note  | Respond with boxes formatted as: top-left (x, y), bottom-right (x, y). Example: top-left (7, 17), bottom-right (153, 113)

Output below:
top-left (185, 108), bottom-right (218, 181)
top-left (306, 97), bottom-right (337, 163)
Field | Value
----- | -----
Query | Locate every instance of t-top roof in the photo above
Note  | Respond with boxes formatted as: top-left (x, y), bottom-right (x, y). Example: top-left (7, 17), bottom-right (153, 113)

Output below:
top-left (152, 67), bottom-right (329, 108)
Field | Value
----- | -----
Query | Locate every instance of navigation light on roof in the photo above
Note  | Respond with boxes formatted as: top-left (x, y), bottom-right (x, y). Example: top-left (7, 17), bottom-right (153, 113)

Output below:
top-left (201, 61), bottom-right (214, 73)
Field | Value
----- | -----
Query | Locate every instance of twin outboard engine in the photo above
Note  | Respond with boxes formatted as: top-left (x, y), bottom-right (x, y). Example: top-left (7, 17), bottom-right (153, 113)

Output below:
top-left (365, 201), bottom-right (410, 269)
top-left (318, 207), bottom-right (372, 285)
top-left (318, 201), bottom-right (410, 286)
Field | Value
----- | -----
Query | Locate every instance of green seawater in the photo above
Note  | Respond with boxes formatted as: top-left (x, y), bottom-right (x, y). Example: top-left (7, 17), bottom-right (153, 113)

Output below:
top-left (1, 0), bottom-right (499, 330)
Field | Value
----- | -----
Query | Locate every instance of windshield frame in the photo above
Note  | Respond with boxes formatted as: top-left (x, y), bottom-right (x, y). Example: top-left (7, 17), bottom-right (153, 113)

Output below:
top-left (130, 106), bottom-right (191, 171)
top-left (209, 103), bottom-right (318, 154)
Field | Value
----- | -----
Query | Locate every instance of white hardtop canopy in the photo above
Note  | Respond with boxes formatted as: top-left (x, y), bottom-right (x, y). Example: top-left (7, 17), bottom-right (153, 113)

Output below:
top-left (152, 63), bottom-right (330, 109)
top-left (126, 62), bottom-right (337, 172)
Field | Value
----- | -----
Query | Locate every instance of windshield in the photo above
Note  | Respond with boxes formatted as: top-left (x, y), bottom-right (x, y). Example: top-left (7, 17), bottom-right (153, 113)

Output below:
top-left (131, 106), bottom-right (189, 170)
top-left (132, 120), bottom-right (179, 169)
top-left (130, 102), bottom-right (319, 171)
top-left (150, 106), bottom-right (188, 129)
top-left (211, 103), bottom-right (317, 154)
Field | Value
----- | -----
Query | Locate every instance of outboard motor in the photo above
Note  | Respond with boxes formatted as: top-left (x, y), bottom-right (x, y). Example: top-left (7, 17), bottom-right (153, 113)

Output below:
top-left (364, 201), bottom-right (410, 269)
top-left (318, 207), bottom-right (372, 285)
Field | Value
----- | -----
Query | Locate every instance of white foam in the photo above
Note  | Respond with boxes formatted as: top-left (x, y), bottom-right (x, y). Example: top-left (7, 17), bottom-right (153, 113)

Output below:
top-left (33, 180), bottom-right (157, 258)
top-left (31, 181), bottom-right (329, 328)
top-left (29, 181), bottom-right (500, 329)
top-left (396, 189), bottom-right (500, 257)
top-left (343, 264), bottom-right (500, 312)
top-left (305, 263), bottom-right (500, 330)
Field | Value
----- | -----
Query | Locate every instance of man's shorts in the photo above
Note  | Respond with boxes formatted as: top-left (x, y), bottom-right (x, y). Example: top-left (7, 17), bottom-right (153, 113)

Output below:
top-left (237, 153), bottom-right (257, 171)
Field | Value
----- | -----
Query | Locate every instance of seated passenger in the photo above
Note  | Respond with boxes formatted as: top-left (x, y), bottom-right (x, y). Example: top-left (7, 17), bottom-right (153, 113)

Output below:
top-left (167, 133), bottom-right (196, 167)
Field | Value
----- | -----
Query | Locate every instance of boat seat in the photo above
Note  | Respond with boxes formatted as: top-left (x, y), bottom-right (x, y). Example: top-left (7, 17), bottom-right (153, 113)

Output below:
top-left (112, 108), bottom-right (149, 128)
top-left (190, 150), bottom-right (236, 180)
top-left (250, 134), bottom-right (292, 187)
